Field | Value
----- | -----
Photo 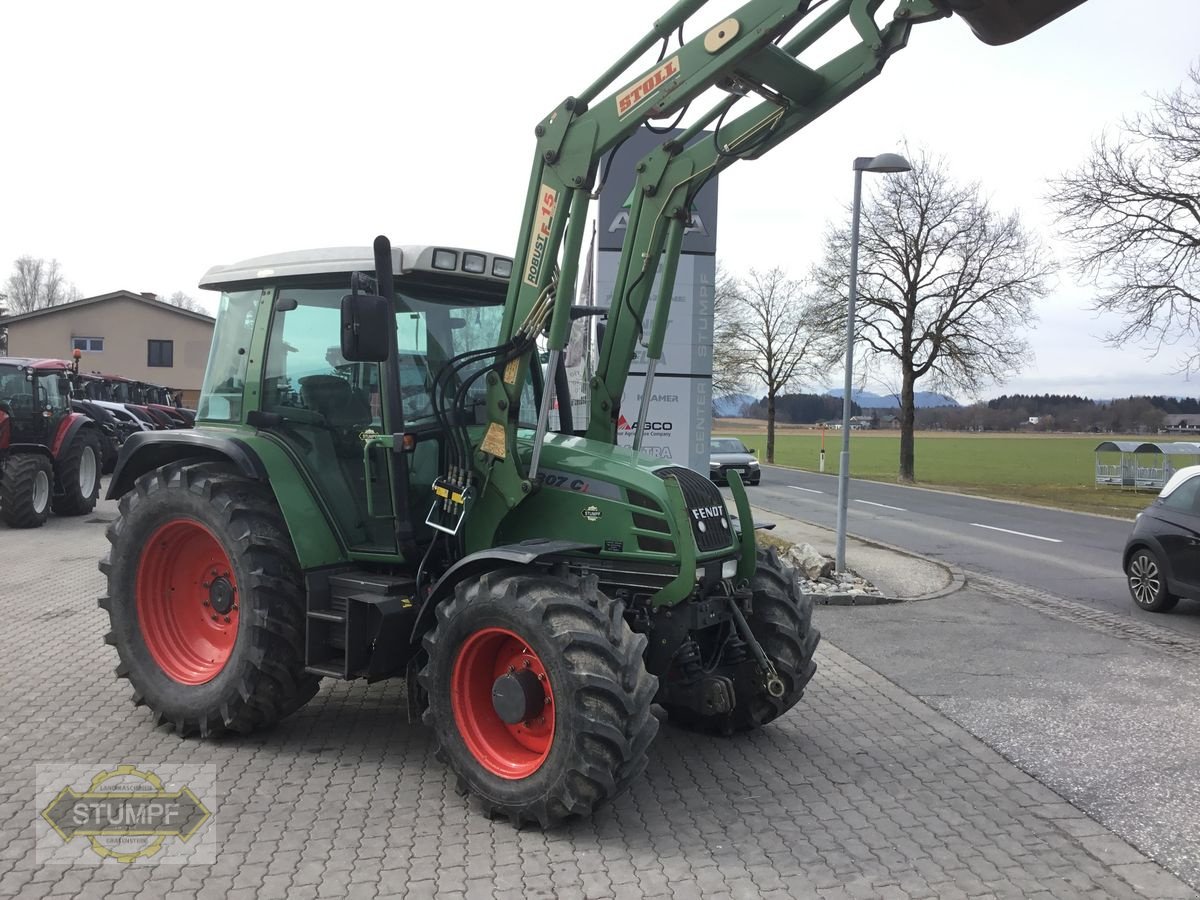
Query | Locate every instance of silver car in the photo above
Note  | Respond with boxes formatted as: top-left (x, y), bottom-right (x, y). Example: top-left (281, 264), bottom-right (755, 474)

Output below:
top-left (709, 437), bottom-right (761, 485)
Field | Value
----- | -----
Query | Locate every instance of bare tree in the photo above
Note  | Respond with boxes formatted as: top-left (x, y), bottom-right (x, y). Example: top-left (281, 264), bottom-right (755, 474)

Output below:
top-left (811, 151), bottom-right (1050, 482)
top-left (711, 264), bottom-right (752, 401)
top-left (724, 267), bottom-right (836, 462)
top-left (1049, 64), bottom-right (1200, 371)
top-left (160, 291), bottom-right (207, 313)
top-left (3, 257), bottom-right (80, 314)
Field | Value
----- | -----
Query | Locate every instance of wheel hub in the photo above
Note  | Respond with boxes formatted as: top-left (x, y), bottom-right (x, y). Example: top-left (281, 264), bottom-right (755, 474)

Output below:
top-left (491, 668), bottom-right (545, 725)
top-left (208, 575), bottom-right (235, 615)
top-left (451, 627), bottom-right (555, 779)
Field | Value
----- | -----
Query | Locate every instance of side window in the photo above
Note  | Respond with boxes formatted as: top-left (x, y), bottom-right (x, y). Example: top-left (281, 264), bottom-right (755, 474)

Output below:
top-left (1162, 476), bottom-right (1200, 514)
top-left (198, 289), bottom-right (264, 422)
top-left (263, 289), bottom-right (380, 427)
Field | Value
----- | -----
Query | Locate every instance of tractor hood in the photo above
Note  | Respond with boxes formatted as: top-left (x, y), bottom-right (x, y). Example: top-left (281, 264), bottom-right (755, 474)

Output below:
top-left (499, 432), bottom-right (738, 563)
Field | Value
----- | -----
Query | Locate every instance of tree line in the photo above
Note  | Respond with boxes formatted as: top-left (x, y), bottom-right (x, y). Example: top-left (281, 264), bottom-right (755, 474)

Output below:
top-left (714, 61), bottom-right (1199, 481)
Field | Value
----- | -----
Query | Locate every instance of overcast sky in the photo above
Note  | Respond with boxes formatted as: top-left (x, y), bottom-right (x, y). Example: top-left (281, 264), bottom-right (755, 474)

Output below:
top-left (2, 0), bottom-right (1198, 403)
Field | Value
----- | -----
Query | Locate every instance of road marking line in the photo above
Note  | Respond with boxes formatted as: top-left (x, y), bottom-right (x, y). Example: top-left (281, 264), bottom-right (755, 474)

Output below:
top-left (788, 486), bottom-right (824, 495)
top-left (854, 499), bottom-right (906, 511)
top-left (971, 523), bottom-right (1062, 543)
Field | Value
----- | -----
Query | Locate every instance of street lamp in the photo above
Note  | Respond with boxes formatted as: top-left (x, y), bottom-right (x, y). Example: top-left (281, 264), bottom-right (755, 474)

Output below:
top-left (834, 152), bottom-right (912, 574)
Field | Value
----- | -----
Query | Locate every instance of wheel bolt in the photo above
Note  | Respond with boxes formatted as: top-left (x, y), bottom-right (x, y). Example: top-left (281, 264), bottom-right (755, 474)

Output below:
top-left (523, 658), bottom-right (532, 668)
top-left (224, 616), bottom-right (231, 624)
top-left (202, 600), bottom-right (210, 607)
top-left (211, 615), bottom-right (218, 622)
top-left (539, 717), bottom-right (546, 724)
top-left (231, 604), bottom-right (238, 612)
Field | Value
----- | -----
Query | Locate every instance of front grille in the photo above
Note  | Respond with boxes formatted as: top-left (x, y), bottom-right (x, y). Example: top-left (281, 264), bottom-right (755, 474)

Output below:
top-left (655, 466), bottom-right (734, 553)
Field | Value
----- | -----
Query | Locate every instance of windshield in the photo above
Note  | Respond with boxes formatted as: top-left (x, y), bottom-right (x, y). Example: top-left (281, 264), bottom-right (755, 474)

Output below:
top-left (257, 282), bottom-right (535, 430)
top-left (711, 438), bottom-right (748, 454)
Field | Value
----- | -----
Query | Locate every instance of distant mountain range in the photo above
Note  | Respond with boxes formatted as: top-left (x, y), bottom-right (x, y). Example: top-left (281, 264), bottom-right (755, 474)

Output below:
top-left (825, 388), bottom-right (960, 409)
top-left (712, 393), bottom-right (756, 417)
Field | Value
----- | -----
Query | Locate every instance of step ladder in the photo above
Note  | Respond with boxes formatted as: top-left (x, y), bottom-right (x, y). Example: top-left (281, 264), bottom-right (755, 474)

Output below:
top-left (305, 572), bottom-right (417, 680)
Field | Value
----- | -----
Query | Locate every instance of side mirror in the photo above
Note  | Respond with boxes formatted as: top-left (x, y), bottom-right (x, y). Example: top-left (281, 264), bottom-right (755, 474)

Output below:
top-left (748, 447), bottom-right (756, 455)
top-left (340, 294), bottom-right (391, 362)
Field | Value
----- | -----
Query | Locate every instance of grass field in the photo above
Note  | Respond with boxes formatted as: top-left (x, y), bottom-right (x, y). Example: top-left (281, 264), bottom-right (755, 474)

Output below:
top-left (713, 419), bottom-right (1166, 518)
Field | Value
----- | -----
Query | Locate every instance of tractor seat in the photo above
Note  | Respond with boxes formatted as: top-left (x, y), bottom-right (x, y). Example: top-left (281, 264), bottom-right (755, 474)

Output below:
top-left (298, 375), bottom-right (371, 428)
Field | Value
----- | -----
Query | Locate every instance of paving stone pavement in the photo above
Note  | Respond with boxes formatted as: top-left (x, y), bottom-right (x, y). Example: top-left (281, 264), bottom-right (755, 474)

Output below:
top-left (0, 499), bottom-right (1195, 899)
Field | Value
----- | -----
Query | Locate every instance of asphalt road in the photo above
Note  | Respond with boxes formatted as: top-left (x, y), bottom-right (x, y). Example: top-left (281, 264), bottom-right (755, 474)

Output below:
top-left (732, 463), bottom-right (1200, 638)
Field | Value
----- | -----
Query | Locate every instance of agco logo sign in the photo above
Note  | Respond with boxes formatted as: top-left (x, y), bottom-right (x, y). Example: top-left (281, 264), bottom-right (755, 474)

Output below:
top-left (617, 415), bottom-right (673, 433)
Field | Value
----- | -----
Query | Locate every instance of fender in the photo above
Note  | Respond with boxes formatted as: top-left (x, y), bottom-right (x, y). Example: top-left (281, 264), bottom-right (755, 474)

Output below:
top-left (107, 429), bottom-right (267, 499)
top-left (1124, 533), bottom-right (1175, 584)
top-left (51, 413), bottom-right (95, 458)
top-left (408, 538), bottom-right (601, 645)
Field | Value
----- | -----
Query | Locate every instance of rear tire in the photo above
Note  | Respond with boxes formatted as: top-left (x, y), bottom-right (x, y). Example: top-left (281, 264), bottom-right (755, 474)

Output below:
top-left (99, 461), bottom-right (319, 736)
top-left (1126, 547), bottom-right (1179, 613)
top-left (0, 453), bottom-right (53, 528)
top-left (52, 428), bottom-right (102, 515)
top-left (420, 569), bottom-right (658, 827)
top-left (667, 547), bottom-right (819, 734)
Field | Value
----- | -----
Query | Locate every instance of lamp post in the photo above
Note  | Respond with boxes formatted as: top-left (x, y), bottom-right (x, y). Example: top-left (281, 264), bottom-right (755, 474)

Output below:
top-left (835, 152), bottom-right (912, 574)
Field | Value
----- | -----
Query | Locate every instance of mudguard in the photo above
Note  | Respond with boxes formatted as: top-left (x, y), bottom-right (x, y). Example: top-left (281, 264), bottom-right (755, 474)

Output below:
top-left (106, 430), bottom-right (267, 499)
top-left (51, 413), bottom-right (95, 458)
top-left (409, 538), bottom-right (601, 644)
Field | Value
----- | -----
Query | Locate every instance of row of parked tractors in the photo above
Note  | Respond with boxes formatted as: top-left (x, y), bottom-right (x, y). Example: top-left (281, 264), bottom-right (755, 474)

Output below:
top-left (0, 351), bottom-right (195, 528)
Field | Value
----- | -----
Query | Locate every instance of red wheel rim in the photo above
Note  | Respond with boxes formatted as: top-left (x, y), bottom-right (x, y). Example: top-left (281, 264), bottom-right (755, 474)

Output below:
top-left (136, 520), bottom-right (239, 685)
top-left (451, 627), bottom-right (555, 779)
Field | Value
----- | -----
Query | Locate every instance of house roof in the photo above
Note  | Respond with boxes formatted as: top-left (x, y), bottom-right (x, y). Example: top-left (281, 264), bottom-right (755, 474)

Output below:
top-left (0, 290), bottom-right (214, 326)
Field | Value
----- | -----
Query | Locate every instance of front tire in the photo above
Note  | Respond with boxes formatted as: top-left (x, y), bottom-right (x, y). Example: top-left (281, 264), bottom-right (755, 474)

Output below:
top-left (667, 547), bottom-right (819, 734)
top-left (52, 428), bottom-right (102, 515)
top-left (420, 569), bottom-right (658, 827)
top-left (1126, 548), bottom-right (1179, 613)
top-left (0, 453), bottom-right (53, 528)
top-left (99, 461), bottom-right (319, 736)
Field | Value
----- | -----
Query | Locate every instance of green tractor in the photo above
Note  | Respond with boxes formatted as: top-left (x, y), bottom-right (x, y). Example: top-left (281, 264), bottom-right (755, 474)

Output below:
top-left (99, 0), bottom-right (1088, 824)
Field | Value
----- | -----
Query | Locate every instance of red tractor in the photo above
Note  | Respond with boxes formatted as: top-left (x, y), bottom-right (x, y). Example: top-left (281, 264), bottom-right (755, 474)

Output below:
top-left (0, 357), bottom-right (103, 528)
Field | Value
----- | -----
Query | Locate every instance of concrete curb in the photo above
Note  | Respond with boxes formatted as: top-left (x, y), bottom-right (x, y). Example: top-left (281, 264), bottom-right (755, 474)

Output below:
top-left (758, 512), bottom-right (968, 605)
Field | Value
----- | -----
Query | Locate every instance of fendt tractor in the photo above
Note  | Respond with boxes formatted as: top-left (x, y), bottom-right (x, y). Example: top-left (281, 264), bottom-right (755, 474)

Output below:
top-left (99, 0), bottom-right (1087, 824)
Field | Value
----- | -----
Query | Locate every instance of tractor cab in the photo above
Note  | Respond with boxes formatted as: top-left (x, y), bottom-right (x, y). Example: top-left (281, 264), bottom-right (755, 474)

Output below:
top-left (195, 245), bottom-right (535, 553)
top-left (0, 358), bottom-right (74, 446)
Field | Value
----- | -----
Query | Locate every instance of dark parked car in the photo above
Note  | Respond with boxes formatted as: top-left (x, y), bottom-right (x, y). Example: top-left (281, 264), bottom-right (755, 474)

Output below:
top-left (709, 437), bottom-right (760, 485)
top-left (1123, 465), bottom-right (1200, 612)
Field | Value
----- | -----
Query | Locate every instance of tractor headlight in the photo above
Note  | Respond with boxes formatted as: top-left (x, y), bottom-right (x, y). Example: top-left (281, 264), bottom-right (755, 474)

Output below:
top-left (721, 559), bottom-right (737, 580)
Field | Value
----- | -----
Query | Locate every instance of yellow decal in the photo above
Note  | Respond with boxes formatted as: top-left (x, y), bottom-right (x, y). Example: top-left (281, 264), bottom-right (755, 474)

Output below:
top-left (523, 184), bottom-right (558, 287)
top-left (481, 422), bottom-right (507, 459)
top-left (616, 56), bottom-right (680, 119)
top-left (503, 358), bottom-right (520, 385)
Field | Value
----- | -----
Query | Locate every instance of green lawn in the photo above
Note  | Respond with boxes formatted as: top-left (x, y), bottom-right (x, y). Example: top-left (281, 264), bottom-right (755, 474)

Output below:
top-left (720, 430), bottom-right (1162, 518)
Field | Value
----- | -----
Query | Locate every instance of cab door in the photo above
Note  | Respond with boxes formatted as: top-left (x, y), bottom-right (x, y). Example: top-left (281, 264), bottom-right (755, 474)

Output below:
top-left (259, 287), bottom-right (397, 554)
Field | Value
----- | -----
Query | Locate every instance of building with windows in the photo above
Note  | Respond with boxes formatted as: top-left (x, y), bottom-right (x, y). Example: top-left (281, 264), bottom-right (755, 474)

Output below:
top-left (0, 290), bottom-right (214, 407)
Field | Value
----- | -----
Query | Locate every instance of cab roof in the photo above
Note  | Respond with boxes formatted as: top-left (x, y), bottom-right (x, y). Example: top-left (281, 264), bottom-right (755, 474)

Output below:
top-left (199, 244), bottom-right (514, 290)
top-left (0, 357), bottom-right (72, 371)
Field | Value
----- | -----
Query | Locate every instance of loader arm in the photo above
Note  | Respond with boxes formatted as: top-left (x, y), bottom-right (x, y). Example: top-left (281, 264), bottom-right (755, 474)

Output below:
top-left (477, 0), bottom-right (1087, 519)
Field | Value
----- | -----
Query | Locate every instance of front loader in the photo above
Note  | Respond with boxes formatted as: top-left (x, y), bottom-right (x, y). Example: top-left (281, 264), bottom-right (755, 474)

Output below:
top-left (99, 0), bottom-right (1088, 825)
